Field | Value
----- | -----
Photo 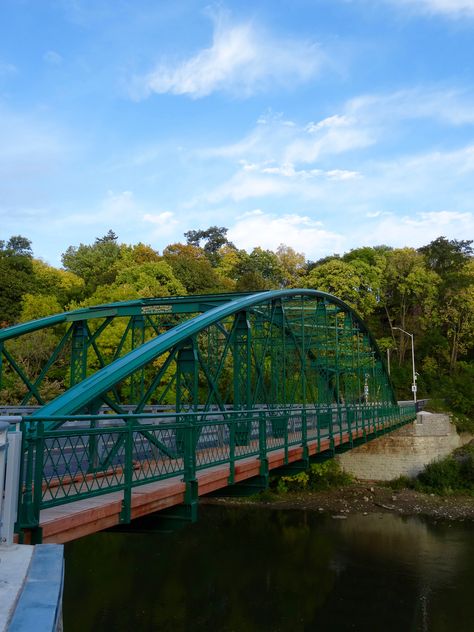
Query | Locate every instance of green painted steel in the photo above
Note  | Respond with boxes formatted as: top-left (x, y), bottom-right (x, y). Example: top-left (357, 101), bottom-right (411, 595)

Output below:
top-left (0, 292), bottom-right (256, 405)
top-left (26, 289), bottom-right (396, 420)
top-left (17, 403), bottom-right (416, 539)
top-left (6, 289), bottom-right (418, 542)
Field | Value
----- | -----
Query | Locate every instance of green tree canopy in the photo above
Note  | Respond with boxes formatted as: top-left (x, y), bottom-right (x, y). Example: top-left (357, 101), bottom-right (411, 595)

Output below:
top-left (184, 226), bottom-right (234, 266)
top-left (61, 230), bottom-right (121, 294)
top-left (163, 243), bottom-right (225, 293)
top-left (0, 235), bottom-right (34, 324)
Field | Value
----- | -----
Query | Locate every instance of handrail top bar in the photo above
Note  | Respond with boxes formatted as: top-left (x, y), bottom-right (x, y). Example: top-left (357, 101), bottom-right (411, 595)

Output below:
top-left (26, 402), bottom-right (409, 423)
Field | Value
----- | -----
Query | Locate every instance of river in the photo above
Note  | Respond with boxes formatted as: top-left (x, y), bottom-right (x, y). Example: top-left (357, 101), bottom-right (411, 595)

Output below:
top-left (63, 505), bottom-right (474, 631)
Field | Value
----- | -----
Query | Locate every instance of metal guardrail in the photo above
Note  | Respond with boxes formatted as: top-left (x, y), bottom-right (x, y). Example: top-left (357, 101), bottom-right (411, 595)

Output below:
top-left (0, 416), bottom-right (22, 545)
top-left (15, 402), bottom-right (416, 539)
top-left (0, 421), bottom-right (9, 539)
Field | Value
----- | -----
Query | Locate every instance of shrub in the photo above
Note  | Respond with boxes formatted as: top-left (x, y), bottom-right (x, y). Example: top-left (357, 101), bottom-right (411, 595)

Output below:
top-left (273, 459), bottom-right (352, 494)
top-left (415, 445), bottom-right (474, 494)
top-left (416, 457), bottom-right (462, 493)
top-left (388, 475), bottom-right (414, 491)
top-left (307, 460), bottom-right (352, 490)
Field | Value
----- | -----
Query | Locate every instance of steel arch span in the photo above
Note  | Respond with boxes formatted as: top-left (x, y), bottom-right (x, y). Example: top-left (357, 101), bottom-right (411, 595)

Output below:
top-left (29, 289), bottom-right (396, 419)
top-left (3, 290), bottom-right (416, 543)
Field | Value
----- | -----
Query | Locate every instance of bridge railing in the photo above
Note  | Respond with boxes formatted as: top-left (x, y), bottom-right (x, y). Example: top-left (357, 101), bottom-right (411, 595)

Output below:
top-left (15, 402), bottom-right (416, 535)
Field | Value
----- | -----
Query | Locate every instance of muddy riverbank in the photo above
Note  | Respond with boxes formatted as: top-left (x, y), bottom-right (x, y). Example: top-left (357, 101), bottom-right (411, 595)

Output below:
top-left (204, 483), bottom-right (474, 521)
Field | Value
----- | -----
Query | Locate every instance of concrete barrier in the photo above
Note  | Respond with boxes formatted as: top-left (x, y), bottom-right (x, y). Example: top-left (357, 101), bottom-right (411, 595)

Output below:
top-left (6, 544), bottom-right (64, 632)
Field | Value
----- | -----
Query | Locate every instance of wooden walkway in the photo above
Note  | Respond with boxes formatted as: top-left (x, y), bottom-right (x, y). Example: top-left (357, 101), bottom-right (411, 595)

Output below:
top-left (21, 420), bottom-right (398, 543)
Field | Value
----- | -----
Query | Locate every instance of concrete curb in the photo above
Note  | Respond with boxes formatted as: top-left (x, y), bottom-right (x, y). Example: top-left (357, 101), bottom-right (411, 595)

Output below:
top-left (7, 544), bottom-right (64, 632)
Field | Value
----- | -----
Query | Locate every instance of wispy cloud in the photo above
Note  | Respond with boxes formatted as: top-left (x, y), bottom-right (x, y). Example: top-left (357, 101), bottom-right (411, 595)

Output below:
top-left (143, 211), bottom-right (179, 236)
top-left (132, 11), bottom-right (323, 99)
top-left (199, 87), bottom-right (474, 207)
top-left (205, 87), bottom-right (474, 169)
top-left (354, 210), bottom-right (474, 248)
top-left (388, 1), bottom-right (474, 18)
top-left (228, 210), bottom-right (345, 258)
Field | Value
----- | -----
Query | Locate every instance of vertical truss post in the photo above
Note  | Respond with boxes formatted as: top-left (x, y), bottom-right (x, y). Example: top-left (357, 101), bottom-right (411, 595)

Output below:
top-left (120, 420), bottom-right (133, 524)
top-left (176, 339), bottom-right (199, 412)
top-left (130, 315), bottom-right (145, 405)
top-left (300, 300), bottom-right (309, 467)
top-left (70, 321), bottom-right (88, 387)
top-left (18, 422), bottom-right (43, 543)
top-left (258, 410), bottom-right (269, 485)
top-left (270, 300), bottom-right (284, 407)
top-left (176, 339), bottom-right (198, 454)
top-left (183, 416), bottom-right (198, 523)
top-left (334, 312), bottom-right (343, 445)
top-left (232, 312), bottom-right (251, 445)
top-left (270, 301), bottom-right (288, 439)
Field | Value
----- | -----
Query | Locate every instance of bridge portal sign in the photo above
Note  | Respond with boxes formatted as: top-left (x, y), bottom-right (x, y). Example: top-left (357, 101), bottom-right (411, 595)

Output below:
top-left (141, 305), bottom-right (173, 315)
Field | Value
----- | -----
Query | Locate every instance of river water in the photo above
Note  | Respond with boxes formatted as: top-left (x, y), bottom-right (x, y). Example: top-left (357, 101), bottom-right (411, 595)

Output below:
top-left (63, 505), bottom-right (474, 631)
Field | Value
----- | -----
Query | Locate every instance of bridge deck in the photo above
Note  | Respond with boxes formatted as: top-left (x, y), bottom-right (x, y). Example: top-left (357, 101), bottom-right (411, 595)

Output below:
top-left (35, 430), bottom-right (352, 543)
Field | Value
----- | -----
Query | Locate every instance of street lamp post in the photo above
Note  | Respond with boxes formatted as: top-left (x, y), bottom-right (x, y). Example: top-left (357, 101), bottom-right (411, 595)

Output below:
top-left (392, 327), bottom-right (417, 404)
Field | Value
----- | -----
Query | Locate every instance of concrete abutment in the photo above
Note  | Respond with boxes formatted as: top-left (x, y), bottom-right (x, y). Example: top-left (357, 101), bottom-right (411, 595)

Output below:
top-left (337, 412), bottom-right (472, 481)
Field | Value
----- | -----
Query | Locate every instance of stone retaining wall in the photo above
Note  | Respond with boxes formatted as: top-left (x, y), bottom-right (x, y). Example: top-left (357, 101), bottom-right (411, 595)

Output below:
top-left (337, 412), bottom-right (471, 481)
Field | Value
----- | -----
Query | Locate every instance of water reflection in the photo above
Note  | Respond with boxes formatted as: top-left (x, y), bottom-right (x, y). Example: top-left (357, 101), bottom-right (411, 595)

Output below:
top-left (63, 507), bottom-right (474, 631)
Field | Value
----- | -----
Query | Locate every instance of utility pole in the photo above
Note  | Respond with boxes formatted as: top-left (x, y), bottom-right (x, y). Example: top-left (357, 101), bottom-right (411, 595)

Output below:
top-left (392, 327), bottom-right (417, 404)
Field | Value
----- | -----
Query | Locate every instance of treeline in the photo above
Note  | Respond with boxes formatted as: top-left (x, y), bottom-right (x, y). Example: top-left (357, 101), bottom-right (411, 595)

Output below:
top-left (0, 228), bottom-right (473, 416)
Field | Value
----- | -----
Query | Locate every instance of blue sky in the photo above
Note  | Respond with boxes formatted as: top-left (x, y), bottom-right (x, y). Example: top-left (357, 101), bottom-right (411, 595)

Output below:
top-left (1, 0), bottom-right (474, 265)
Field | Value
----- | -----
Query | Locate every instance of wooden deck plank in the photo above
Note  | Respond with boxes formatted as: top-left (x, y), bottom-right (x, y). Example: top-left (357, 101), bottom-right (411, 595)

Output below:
top-left (35, 420), bottom-right (399, 543)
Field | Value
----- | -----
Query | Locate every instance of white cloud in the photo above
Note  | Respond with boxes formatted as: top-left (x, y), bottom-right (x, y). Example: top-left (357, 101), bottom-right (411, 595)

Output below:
top-left (207, 87), bottom-right (474, 168)
top-left (355, 210), bottom-right (474, 248)
top-left (143, 211), bottom-right (176, 225)
top-left (133, 12), bottom-right (323, 99)
top-left (103, 190), bottom-right (135, 216)
top-left (228, 211), bottom-right (345, 258)
top-left (394, 0), bottom-right (474, 17)
top-left (347, 88), bottom-right (474, 126)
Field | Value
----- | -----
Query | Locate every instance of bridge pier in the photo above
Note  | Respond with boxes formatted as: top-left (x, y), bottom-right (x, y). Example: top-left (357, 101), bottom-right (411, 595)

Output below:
top-left (336, 412), bottom-right (471, 481)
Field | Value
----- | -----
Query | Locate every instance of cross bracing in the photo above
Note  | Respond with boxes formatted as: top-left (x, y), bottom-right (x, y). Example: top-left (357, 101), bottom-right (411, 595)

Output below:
top-left (1, 290), bottom-right (416, 543)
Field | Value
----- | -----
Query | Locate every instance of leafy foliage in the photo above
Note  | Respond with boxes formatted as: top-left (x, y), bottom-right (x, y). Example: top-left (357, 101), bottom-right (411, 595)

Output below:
top-left (275, 460), bottom-right (352, 494)
top-left (0, 230), bottom-right (472, 419)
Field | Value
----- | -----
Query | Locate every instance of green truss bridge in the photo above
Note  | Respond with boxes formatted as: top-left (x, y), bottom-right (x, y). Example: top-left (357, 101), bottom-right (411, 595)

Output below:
top-left (0, 290), bottom-right (416, 543)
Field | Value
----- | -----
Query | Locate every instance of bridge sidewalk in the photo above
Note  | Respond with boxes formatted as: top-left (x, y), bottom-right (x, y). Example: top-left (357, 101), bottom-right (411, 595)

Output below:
top-left (30, 425), bottom-right (369, 543)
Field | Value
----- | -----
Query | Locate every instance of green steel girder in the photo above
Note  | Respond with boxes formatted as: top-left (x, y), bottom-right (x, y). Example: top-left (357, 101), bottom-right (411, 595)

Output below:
top-left (0, 292), bottom-right (261, 405)
top-left (0, 292), bottom-right (258, 344)
top-left (27, 289), bottom-right (396, 426)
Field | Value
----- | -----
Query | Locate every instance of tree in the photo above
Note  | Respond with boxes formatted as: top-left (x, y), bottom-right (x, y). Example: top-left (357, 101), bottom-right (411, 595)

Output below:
top-left (31, 259), bottom-right (85, 307)
top-left (119, 242), bottom-right (161, 265)
top-left (276, 244), bottom-right (307, 287)
top-left (439, 260), bottom-right (474, 369)
top-left (235, 247), bottom-right (285, 291)
top-left (163, 243), bottom-right (224, 293)
top-left (61, 231), bottom-right (122, 294)
top-left (418, 236), bottom-right (473, 278)
top-left (0, 235), bottom-right (34, 324)
top-left (381, 248), bottom-right (440, 363)
top-left (114, 261), bottom-right (185, 298)
top-left (184, 226), bottom-right (234, 266)
top-left (304, 259), bottom-right (372, 316)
